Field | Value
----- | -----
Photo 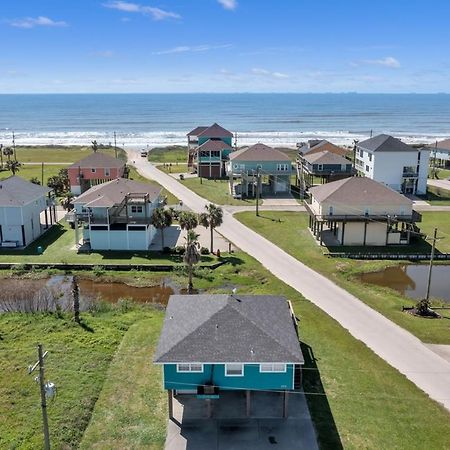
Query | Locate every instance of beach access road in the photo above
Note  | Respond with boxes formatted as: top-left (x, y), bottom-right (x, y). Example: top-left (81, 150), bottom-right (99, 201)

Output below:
top-left (129, 149), bottom-right (450, 413)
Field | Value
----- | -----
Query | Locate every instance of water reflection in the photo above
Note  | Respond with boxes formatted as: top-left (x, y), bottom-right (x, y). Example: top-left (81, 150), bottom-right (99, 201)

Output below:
top-left (358, 264), bottom-right (450, 302)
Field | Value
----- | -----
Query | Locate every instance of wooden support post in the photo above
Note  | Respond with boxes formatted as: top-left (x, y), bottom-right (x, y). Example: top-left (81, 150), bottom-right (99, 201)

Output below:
top-left (206, 398), bottom-right (212, 418)
top-left (44, 209), bottom-right (48, 229)
top-left (363, 220), bottom-right (368, 246)
top-left (341, 221), bottom-right (346, 245)
top-left (283, 391), bottom-right (289, 418)
top-left (246, 390), bottom-right (251, 417)
top-left (320, 222), bottom-right (324, 246)
top-left (168, 389), bottom-right (174, 421)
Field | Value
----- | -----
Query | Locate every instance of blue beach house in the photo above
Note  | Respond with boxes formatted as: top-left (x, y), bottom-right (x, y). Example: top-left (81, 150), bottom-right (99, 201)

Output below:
top-left (154, 294), bottom-right (303, 417)
top-left (186, 123), bottom-right (234, 177)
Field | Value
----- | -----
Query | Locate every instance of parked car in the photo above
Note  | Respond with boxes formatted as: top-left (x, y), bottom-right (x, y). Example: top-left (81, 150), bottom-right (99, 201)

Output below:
top-left (140, 149), bottom-right (148, 157)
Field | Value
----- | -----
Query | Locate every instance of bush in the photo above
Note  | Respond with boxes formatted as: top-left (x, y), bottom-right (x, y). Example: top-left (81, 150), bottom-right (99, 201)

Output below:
top-left (92, 265), bottom-right (105, 277)
top-left (179, 174), bottom-right (185, 181)
top-left (172, 245), bottom-right (185, 255)
top-left (200, 247), bottom-right (210, 255)
top-left (162, 246), bottom-right (171, 254)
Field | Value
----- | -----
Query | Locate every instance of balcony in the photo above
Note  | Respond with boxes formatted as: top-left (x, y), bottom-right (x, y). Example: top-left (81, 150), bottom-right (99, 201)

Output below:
top-left (402, 171), bottom-right (418, 178)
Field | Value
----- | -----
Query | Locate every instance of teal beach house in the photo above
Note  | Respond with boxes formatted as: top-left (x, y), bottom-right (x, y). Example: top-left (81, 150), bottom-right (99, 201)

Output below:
top-left (154, 294), bottom-right (303, 417)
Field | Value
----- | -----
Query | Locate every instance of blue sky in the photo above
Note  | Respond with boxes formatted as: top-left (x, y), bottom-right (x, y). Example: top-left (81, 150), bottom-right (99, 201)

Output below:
top-left (1, 0), bottom-right (450, 93)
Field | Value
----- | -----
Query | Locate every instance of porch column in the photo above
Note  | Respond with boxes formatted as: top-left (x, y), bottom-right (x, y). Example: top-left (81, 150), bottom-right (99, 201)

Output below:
top-left (44, 209), bottom-right (49, 229)
top-left (282, 391), bottom-right (289, 418)
top-left (320, 222), bottom-right (324, 246)
top-left (168, 389), bottom-right (174, 421)
top-left (246, 390), bottom-right (251, 417)
top-left (341, 221), bottom-right (346, 245)
top-left (363, 220), bottom-right (368, 246)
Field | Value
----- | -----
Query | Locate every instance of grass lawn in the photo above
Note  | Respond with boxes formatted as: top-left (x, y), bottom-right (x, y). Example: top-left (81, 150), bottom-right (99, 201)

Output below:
top-left (180, 177), bottom-right (260, 206)
top-left (236, 210), bottom-right (450, 344)
top-left (158, 162), bottom-right (189, 174)
top-left (428, 167), bottom-right (450, 179)
top-left (0, 164), bottom-right (69, 185)
top-left (419, 185), bottom-right (450, 205)
top-left (0, 221), bottom-right (216, 266)
top-left (127, 167), bottom-right (179, 205)
top-left (147, 146), bottom-right (187, 163)
top-left (2, 253), bottom-right (450, 449)
top-left (11, 145), bottom-right (126, 163)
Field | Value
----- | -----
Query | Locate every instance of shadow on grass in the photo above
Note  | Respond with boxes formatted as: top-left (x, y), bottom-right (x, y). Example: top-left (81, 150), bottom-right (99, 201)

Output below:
top-left (301, 342), bottom-right (343, 450)
top-left (418, 186), bottom-right (450, 204)
top-left (220, 255), bottom-right (245, 267)
top-left (0, 223), bottom-right (66, 256)
top-left (79, 320), bottom-right (94, 333)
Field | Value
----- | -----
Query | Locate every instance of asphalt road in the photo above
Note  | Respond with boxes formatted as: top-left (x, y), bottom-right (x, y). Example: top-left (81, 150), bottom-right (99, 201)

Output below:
top-left (130, 150), bottom-right (450, 412)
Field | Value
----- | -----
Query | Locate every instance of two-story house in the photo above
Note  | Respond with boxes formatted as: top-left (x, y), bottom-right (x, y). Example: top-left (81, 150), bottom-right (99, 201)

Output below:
top-left (186, 123), bottom-right (234, 178)
top-left (297, 139), bottom-right (348, 158)
top-left (154, 294), bottom-right (303, 418)
top-left (306, 177), bottom-right (421, 246)
top-left (0, 176), bottom-right (55, 248)
top-left (68, 152), bottom-right (126, 195)
top-left (298, 150), bottom-right (353, 187)
top-left (227, 143), bottom-right (292, 197)
top-left (71, 178), bottom-right (162, 251)
top-left (428, 138), bottom-right (450, 169)
top-left (354, 134), bottom-right (430, 195)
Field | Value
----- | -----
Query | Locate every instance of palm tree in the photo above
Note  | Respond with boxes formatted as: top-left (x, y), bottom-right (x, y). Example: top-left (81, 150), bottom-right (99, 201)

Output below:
top-left (184, 230), bottom-right (201, 293)
top-left (178, 211), bottom-right (198, 231)
top-left (30, 177), bottom-right (41, 185)
top-left (3, 147), bottom-right (13, 161)
top-left (91, 140), bottom-right (99, 153)
top-left (199, 204), bottom-right (224, 254)
top-left (72, 276), bottom-right (80, 324)
top-left (5, 160), bottom-right (21, 175)
top-left (151, 207), bottom-right (173, 250)
top-left (60, 192), bottom-right (75, 211)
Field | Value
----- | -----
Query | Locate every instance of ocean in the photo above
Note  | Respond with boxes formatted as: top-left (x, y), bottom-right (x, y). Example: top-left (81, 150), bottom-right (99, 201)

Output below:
top-left (0, 93), bottom-right (449, 148)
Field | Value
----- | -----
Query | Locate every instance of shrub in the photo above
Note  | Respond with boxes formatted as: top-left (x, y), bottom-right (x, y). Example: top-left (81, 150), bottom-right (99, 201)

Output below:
top-left (200, 246), bottom-right (210, 255)
top-left (92, 265), bottom-right (105, 277)
top-left (172, 245), bottom-right (185, 255)
top-left (162, 246), bottom-right (171, 254)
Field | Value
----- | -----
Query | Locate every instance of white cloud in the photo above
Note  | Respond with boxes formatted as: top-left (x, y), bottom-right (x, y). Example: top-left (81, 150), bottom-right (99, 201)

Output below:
top-left (103, 1), bottom-right (181, 20)
top-left (218, 0), bottom-right (238, 10)
top-left (251, 68), bottom-right (290, 79)
top-left (154, 44), bottom-right (232, 55)
top-left (354, 56), bottom-right (401, 69)
top-left (9, 16), bottom-right (68, 28)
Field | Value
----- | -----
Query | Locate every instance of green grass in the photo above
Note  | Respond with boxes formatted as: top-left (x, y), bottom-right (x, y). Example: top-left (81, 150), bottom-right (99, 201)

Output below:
top-left (127, 167), bottom-right (179, 205)
top-left (1, 254), bottom-right (450, 449)
top-left (428, 167), bottom-right (450, 179)
top-left (158, 163), bottom-right (189, 174)
top-left (236, 211), bottom-right (450, 344)
top-left (147, 146), bottom-right (187, 163)
top-left (0, 221), bottom-right (216, 266)
top-left (180, 177), bottom-right (260, 206)
top-left (419, 185), bottom-right (450, 205)
top-left (0, 164), bottom-right (69, 185)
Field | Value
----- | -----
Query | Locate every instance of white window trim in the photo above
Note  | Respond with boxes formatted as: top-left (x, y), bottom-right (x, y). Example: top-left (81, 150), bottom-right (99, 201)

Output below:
top-left (225, 363), bottom-right (244, 376)
top-left (260, 363), bottom-right (287, 373)
top-left (105, 168), bottom-right (110, 176)
top-left (176, 363), bottom-right (203, 373)
top-left (91, 168), bottom-right (96, 173)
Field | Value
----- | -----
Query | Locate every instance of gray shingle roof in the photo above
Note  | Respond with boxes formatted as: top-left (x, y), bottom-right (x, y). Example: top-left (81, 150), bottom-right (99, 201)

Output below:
top-left (68, 152), bottom-right (125, 170)
top-left (154, 294), bottom-right (303, 364)
top-left (303, 150), bottom-right (350, 165)
top-left (198, 123), bottom-right (233, 138)
top-left (73, 178), bottom-right (161, 208)
top-left (0, 176), bottom-right (51, 206)
top-left (197, 139), bottom-right (233, 152)
top-left (428, 138), bottom-right (450, 151)
top-left (187, 126), bottom-right (208, 137)
top-left (229, 143), bottom-right (291, 162)
top-left (358, 134), bottom-right (415, 153)
top-left (310, 176), bottom-right (412, 206)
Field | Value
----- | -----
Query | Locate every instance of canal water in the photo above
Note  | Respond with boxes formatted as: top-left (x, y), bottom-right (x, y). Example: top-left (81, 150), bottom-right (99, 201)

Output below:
top-left (0, 276), bottom-right (178, 312)
top-left (358, 264), bottom-right (450, 303)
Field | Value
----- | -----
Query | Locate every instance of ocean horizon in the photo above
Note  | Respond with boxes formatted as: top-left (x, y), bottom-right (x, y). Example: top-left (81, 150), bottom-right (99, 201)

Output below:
top-left (1, 93), bottom-right (449, 148)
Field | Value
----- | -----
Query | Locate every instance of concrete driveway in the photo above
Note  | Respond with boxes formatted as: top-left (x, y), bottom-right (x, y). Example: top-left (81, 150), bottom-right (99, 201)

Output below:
top-left (165, 391), bottom-right (318, 450)
top-left (128, 151), bottom-right (450, 413)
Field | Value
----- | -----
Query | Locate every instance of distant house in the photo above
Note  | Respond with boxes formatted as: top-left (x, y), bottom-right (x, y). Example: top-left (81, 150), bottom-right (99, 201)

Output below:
top-left (71, 178), bottom-right (162, 251)
top-left (186, 123), bottom-right (234, 177)
top-left (0, 176), bottom-right (55, 248)
top-left (68, 152), bottom-right (126, 195)
top-left (427, 138), bottom-right (450, 169)
top-left (297, 150), bottom-right (354, 187)
top-left (154, 294), bottom-right (303, 417)
top-left (227, 143), bottom-right (292, 197)
top-left (297, 139), bottom-right (348, 158)
top-left (354, 134), bottom-right (430, 195)
top-left (306, 177), bottom-right (421, 246)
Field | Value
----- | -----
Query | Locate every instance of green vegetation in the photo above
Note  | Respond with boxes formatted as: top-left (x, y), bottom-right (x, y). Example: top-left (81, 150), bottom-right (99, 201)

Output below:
top-left (2, 253), bottom-right (450, 449)
top-left (180, 177), bottom-right (259, 206)
top-left (428, 167), bottom-right (450, 180)
top-left (147, 145), bottom-right (187, 163)
top-left (0, 164), bottom-right (69, 185)
top-left (419, 185), bottom-right (450, 205)
top-left (128, 167), bottom-right (179, 205)
top-left (0, 221), bottom-right (217, 266)
top-left (236, 210), bottom-right (450, 344)
top-left (158, 162), bottom-right (189, 174)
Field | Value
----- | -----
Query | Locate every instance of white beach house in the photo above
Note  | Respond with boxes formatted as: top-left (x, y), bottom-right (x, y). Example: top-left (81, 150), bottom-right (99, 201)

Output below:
top-left (0, 176), bottom-right (54, 248)
top-left (72, 178), bottom-right (162, 251)
top-left (354, 134), bottom-right (430, 195)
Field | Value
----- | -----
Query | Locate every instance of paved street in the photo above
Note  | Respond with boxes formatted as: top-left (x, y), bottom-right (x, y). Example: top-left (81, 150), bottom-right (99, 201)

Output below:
top-left (428, 178), bottom-right (450, 190)
top-left (129, 149), bottom-right (450, 413)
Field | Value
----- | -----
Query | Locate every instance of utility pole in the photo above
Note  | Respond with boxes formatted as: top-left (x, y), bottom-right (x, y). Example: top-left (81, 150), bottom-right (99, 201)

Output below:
top-left (425, 228), bottom-right (442, 302)
top-left (255, 166), bottom-right (260, 217)
top-left (41, 162), bottom-right (44, 186)
top-left (28, 344), bottom-right (51, 450)
top-left (114, 131), bottom-right (117, 159)
top-left (12, 131), bottom-right (16, 161)
top-left (431, 140), bottom-right (438, 179)
top-left (0, 144), bottom-right (3, 169)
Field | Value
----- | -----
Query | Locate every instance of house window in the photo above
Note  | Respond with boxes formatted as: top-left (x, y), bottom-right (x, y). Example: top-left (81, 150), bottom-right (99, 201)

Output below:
top-left (277, 163), bottom-right (289, 171)
top-left (225, 363), bottom-right (244, 376)
top-left (368, 153), bottom-right (372, 162)
top-left (260, 363), bottom-right (286, 373)
top-left (359, 149), bottom-right (364, 157)
top-left (105, 168), bottom-right (110, 176)
top-left (365, 165), bottom-right (370, 172)
top-left (176, 363), bottom-right (203, 373)
top-left (317, 164), bottom-right (323, 171)
top-left (131, 205), bottom-right (143, 213)
top-left (91, 168), bottom-right (96, 173)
